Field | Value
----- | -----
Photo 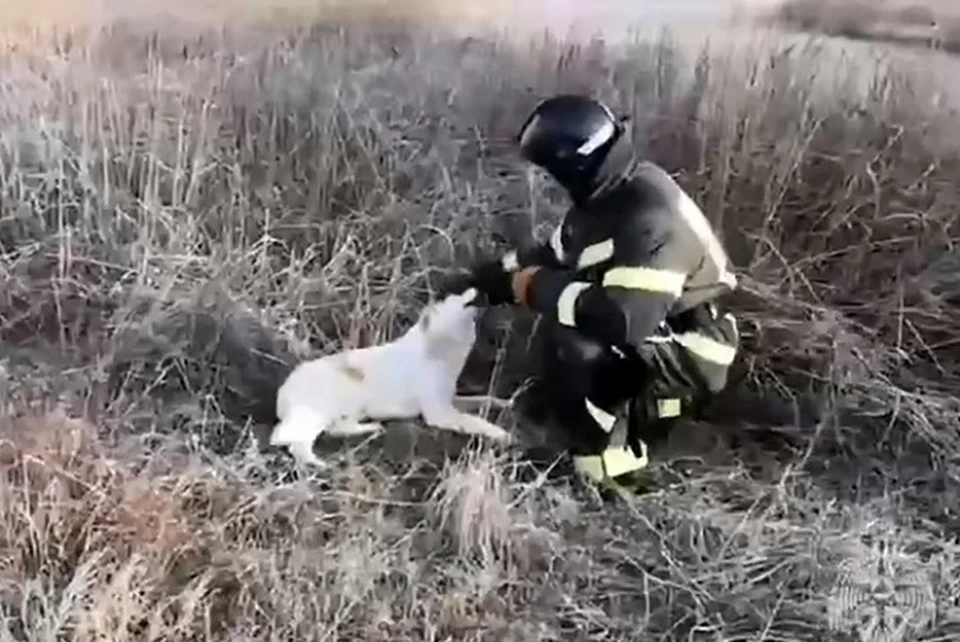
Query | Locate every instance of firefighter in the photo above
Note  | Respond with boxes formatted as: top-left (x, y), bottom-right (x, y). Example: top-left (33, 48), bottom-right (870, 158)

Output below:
top-left (465, 94), bottom-right (740, 495)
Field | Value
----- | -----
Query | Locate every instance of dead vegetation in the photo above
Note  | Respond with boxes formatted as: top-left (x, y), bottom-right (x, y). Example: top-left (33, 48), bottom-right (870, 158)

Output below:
top-left (773, 0), bottom-right (960, 52)
top-left (1, 8), bottom-right (960, 641)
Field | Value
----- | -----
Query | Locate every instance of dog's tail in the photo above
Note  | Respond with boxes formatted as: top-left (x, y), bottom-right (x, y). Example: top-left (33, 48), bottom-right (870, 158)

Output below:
top-left (269, 405), bottom-right (326, 447)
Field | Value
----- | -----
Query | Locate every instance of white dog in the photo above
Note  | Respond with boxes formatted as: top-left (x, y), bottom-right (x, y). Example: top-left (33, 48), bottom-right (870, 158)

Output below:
top-left (269, 287), bottom-right (513, 466)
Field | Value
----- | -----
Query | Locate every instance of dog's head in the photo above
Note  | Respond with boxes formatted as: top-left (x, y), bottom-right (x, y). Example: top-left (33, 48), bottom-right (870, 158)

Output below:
top-left (417, 286), bottom-right (481, 341)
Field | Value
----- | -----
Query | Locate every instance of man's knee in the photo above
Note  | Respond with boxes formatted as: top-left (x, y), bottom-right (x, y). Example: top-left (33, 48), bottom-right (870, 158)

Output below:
top-left (696, 361), bottom-right (733, 396)
top-left (658, 305), bottom-right (740, 396)
top-left (679, 330), bottom-right (737, 395)
top-left (541, 324), bottom-right (636, 403)
top-left (545, 324), bottom-right (611, 369)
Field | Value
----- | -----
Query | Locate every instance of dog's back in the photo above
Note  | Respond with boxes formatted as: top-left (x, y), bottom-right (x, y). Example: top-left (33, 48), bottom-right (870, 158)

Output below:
top-left (270, 337), bottom-right (421, 447)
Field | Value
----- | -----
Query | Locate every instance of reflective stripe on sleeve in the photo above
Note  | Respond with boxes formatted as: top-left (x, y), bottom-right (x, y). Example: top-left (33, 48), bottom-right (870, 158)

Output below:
top-left (723, 312), bottom-right (739, 343)
top-left (602, 266), bottom-right (686, 296)
top-left (556, 282), bottom-right (592, 327)
top-left (577, 238), bottom-right (615, 269)
top-left (550, 225), bottom-right (565, 263)
top-left (657, 398), bottom-right (683, 418)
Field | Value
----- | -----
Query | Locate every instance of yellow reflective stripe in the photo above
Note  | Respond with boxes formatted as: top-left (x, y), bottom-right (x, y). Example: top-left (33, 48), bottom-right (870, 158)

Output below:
top-left (723, 312), bottom-right (739, 343)
top-left (675, 332), bottom-right (737, 366)
top-left (577, 238), bottom-right (615, 269)
top-left (643, 334), bottom-right (674, 344)
top-left (584, 397), bottom-right (617, 433)
top-left (603, 266), bottom-right (686, 296)
top-left (550, 225), bottom-right (565, 263)
top-left (657, 398), bottom-right (682, 418)
top-left (604, 442), bottom-right (648, 477)
top-left (501, 250), bottom-right (519, 272)
top-left (574, 444), bottom-right (649, 482)
top-left (556, 282), bottom-right (591, 327)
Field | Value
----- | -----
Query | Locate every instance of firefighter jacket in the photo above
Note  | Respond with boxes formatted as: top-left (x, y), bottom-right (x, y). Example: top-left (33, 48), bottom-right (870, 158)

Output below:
top-left (503, 149), bottom-right (739, 396)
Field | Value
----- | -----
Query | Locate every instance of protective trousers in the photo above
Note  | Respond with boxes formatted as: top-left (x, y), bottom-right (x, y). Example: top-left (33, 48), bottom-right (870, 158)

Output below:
top-left (537, 325), bottom-right (661, 483)
top-left (538, 304), bottom-right (738, 485)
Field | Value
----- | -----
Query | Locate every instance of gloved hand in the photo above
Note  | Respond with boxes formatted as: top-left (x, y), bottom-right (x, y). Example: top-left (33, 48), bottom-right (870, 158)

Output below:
top-left (436, 268), bottom-right (477, 299)
top-left (467, 257), bottom-right (517, 306)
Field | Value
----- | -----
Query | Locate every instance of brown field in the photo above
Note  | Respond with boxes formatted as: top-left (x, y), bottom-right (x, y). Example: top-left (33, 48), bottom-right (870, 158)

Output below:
top-left (773, 0), bottom-right (960, 52)
top-left (1, 2), bottom-right (960, 641)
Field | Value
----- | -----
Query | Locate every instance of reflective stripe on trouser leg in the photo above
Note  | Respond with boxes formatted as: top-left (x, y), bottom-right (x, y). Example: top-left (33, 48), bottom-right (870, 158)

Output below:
top-left (573, 405), bottom-right (649, 483)
top-left (574, 441), bottom-right (650, 482)
top-left (656, 398), bottom-right (682, 418)
top-left (573, 394), bottom-right (681, 481)
top-left (584, 397), bottom-right (617, 433)
top-left (674, 311), bottom-right (739, 394)
top-left (638, 313), bottom-right (739, 397)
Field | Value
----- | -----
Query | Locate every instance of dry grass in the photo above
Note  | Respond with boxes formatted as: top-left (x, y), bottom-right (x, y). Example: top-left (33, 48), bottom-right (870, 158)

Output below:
top-left (2, 8), bottom-right (960, 641)
top-left (773, 0), bottom-right (960, 52)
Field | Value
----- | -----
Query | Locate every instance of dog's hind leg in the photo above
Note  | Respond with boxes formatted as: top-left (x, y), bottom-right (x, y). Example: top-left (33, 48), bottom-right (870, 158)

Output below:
top-left (271, 405), bottom-right (332, 468)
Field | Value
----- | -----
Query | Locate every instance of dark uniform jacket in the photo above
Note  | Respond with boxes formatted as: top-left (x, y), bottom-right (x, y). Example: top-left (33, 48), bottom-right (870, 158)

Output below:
top-left (506, 147), bottom-right (739, 398)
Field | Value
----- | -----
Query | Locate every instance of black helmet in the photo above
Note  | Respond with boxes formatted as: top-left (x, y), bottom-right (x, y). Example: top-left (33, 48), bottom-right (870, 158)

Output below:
top-left (516, 95), bottom-right (625, 201)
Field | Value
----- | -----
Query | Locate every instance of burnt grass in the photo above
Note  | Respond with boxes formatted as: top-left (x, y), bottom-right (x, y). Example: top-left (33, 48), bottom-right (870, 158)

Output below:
top-left (2, 14), bottom-right (960, 642)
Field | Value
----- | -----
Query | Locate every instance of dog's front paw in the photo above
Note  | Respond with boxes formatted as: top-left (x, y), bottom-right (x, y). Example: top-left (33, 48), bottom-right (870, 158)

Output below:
top-left (324, 421), bottom-right (386, 438)
top-left (466, 415), bottom-right (515, 444)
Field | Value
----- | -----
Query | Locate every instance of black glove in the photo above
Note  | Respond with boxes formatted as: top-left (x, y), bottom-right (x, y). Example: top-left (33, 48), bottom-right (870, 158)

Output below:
top-left (467, 257), bottom-right (516, 306)
top-left (436, 269), bottom-right (476, 299)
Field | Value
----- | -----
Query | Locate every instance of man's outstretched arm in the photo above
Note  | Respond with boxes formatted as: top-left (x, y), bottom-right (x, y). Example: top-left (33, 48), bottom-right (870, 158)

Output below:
top-left (514, 211), bottom-right (689, 352)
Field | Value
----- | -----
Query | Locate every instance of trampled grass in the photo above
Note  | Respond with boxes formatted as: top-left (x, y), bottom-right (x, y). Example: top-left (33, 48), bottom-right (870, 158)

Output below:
top-left (1, 6), bottom-right (960, 641)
